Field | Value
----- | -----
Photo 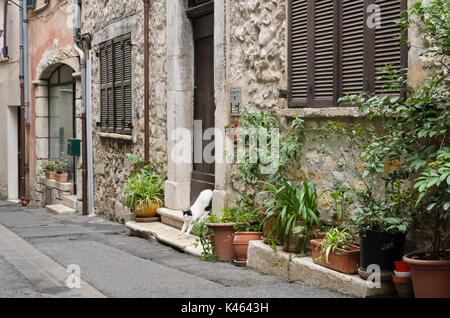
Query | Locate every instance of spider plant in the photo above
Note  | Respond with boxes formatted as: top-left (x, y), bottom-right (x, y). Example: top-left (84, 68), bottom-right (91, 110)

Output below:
top-left (260, 180), bottom-right (322, 252)
top-left (316, 227), bottom-right (356, 264)
top-left (122, 173), bottom-right (164, 211)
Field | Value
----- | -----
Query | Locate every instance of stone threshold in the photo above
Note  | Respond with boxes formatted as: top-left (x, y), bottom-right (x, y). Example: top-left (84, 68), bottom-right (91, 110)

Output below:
top-left (125, 221), bottom-right (204, 257)
top-left (247, 240), bottom-right (395, 298)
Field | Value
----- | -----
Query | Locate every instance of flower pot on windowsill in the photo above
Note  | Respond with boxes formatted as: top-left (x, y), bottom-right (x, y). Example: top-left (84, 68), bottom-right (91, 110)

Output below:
top-left (134, 200), bottom-right (161, 222)
top-left (55, 173), bottom-right (68, 183)
top-left (310, 239), bottom-right (360, 275)
top-left (46, 171), bottom-right (56, 180)
top-left (207, 223), bottom-right (236, 262)
top-left (403, 250), bottom-right (450, 298)
top-left (232, 232), bottom-right (262, 267)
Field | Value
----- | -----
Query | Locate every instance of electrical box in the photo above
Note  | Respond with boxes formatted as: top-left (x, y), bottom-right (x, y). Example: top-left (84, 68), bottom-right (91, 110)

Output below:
top-left (230, 87), bottom-right (242, 117)
top-left (68, 139), bottom-right (81, 157)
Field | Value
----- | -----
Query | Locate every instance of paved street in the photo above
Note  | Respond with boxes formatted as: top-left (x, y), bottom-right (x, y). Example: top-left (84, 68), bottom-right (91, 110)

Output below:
top-left (0, 202), bottom-right (349, 298)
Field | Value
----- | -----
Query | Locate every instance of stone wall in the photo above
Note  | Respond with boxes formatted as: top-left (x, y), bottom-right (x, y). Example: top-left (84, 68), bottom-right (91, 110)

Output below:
top-left (82, 0), bottom-right (167, 222)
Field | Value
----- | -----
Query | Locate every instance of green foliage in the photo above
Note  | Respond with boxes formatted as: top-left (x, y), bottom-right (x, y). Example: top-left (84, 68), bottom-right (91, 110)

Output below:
top-left (316, 227), bottom-right (357, 264)
top-left (54, 161), bottom-right (68, 174)
top-left (260, 180), bottom-right (322, 253)
top-left (327, 0), bottom-right (450, 259)
top-left (38, 159), bottom-right (56, 175)
top-left (122, 154), bottom-right (164, 210)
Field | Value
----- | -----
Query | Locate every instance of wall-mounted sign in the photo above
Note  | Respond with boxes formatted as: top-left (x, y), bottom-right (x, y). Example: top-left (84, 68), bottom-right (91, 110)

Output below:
top-left (230, 86), bottom-right (242, 117)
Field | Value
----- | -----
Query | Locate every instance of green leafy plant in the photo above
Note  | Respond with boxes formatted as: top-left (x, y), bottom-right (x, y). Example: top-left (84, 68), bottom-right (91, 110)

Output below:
top-left (316, 227), bottom-right (357, 264)
top-left (122, 173), bottom-right (164, 210)
top-left (126, 153), bottom-right (158, 179)
top-left (38, 159), bottom-right (56, 175)
top-left (260, 180), bottom-right (322, 253)
top-left (54, 161), bottom-right (68, 174)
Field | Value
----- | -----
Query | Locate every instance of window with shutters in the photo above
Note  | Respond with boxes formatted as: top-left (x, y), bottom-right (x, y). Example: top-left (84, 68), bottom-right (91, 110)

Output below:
top-left (288, 0), bottom-right (407, 108)
top-left (99, 34), bottom-right (132, 135)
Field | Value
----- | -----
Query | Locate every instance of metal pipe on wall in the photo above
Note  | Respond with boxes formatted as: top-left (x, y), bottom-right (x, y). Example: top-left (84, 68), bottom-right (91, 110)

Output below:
top-left (143, 0), bottom-right (150, 164)
top-left (23, 0), bottom-right (30, 204)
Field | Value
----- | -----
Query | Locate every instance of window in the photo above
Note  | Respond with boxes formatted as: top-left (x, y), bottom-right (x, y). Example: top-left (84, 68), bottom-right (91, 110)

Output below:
top-left (99, 34), bottom-right (132, 135)
top-left (288, 0), bottom-right (407, 108)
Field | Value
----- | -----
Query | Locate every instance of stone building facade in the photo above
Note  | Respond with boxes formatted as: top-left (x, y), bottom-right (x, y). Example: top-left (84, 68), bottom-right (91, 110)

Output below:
top-left (80, 0), bottom-right (438, 239)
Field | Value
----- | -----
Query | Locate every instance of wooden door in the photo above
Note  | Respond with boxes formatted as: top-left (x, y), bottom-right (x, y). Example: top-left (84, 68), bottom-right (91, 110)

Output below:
top-left (191, 13), bottom-right (215, 204)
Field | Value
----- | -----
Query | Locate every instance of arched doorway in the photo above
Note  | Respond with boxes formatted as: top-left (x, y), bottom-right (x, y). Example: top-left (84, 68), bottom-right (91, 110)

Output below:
top-left (48, 64), bottom-right (76, 183)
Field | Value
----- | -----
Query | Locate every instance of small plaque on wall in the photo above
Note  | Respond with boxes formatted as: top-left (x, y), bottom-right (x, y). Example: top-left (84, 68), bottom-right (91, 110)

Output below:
top-left (230, 87), bottom-right (242, 117)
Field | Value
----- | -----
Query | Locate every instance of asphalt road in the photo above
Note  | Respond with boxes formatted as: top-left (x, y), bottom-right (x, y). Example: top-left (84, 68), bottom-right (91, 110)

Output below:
top-left (0, 202), bottom-right (350, 298)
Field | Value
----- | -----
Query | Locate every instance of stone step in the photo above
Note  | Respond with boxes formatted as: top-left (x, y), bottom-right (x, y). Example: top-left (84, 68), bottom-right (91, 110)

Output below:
top-left (62, 195), bottom-right (78, 210)
top-left (247, 240), bottom-right (395, 298)
top-left (157, 208), bottom-right (185, 230)
top-left (125, 221), bottom-right (203, 257)
top-left (46, 204), bottom-right (77, 215)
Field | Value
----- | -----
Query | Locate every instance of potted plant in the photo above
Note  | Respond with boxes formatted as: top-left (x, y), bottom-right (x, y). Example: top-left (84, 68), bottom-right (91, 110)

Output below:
top-left (122, 173), bottom-right (164, 223)
top-left (311, 227), bottom-right (360, 275)
top-left (261, 180), bottom-right (322, 254)
top-left (54, 161), bottom-right (69, 183)
top-left (39, 159), bottom-right (56, 180)
top-left (194, 209), bottom-right (238, 262)
top-left (392, 261), bottom-right (414, 298)
top-left (232, 206), bottom-right (263, 267)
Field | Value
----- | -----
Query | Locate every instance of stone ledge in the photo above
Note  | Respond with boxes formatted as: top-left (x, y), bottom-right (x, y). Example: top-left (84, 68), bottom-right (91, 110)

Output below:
top-left (247, 241), bottom-right (395, 298)
top-left (278, 107), bottom-right (369, 119)
top-left (125, 221), bottom-right (203, 257)
top-left (157, 207), bottom-right (185, 230)
top-left (98, 132), bottom-right (135, 143)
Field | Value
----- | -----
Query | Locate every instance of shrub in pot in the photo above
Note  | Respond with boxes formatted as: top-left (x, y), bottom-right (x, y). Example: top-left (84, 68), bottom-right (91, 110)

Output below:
top-left (311, 227), bottom-right (360, 275)
top-left (232, 207), bottom-right (263, 267)
top-left (54, 161), bottom-right (69, 183)
top-left (39, 159), bottom-right (56, 180)
top-left (122, 155), bottom-right (164, 222)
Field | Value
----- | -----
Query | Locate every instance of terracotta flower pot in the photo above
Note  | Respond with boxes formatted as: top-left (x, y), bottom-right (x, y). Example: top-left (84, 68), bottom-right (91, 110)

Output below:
top-left (403, 250), bottom-right (450, 298)
top-left (134, 200), bottom-right (161, 220)
top-left (310, 239), bottom-right (360, 275)
top-left (283, 221), bottom-right (320, 253)
top-left (46, 171), bottom-right (56, 180)
top-left (392, 275), bottom-right (414, 298)
top-left (207, 223), bottom-right (236, 262)
top-left (260, 211), bottom-right (282, 245)
top-left (232, 232), bottom-right (262, 267)
top-left (55, 173), bottom-right (68, 183)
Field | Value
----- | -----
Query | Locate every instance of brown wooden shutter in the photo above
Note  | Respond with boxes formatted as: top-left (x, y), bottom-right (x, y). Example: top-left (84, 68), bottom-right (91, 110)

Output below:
top-left (372, 0), bottom-right (407, 95)
top-left (289, 0), bottom-right (337, 108)
top-left (289, 0), bottom-right (309, 107)
top-left (339, 0), bottom-right (367, 96)
top-left (100, 42), bottom-right (113, 132)
top-left (123, 36), bottom-right (132, 135)
top-left (106, 41), bottom-right (115, 133)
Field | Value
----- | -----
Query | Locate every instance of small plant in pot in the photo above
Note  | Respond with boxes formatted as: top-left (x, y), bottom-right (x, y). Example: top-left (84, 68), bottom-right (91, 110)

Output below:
top-left (311, 227), bottom-right (360, 275)
top-left (54, 161), bottom-right (69, 183)
top-left (231, 203), bottom-right (263, 267)
top-left (122, 155), bottom-right (164, 222)
top-left (39, 159), bottom-right (56, 180)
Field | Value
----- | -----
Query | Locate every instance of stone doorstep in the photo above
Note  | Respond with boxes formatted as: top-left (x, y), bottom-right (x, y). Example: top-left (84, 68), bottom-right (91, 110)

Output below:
top-left (157, 207), bottom-right (185, 230)
top-left (125, 221), bottom-right (204, 257)
top-left (46, 204), bottom-right (77, 215)
top-left (62, 195), bottom-right (78, 210)
top-left (247, 241), bottom-right (395, 298)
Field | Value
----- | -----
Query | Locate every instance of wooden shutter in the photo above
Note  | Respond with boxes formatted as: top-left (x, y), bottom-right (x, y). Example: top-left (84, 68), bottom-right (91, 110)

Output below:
top-left (123, 36), bottom-right (132, 135)
top-left (339, 0), bottom-right (366, 96)
top-left (289, 0), bottom-right (337, 108)
top-left (113, 38), bottom-right (124, 134)
top-left (372, 0), bottom-right (407, 95)
top-left (99, 42), bottom-right (112, 132)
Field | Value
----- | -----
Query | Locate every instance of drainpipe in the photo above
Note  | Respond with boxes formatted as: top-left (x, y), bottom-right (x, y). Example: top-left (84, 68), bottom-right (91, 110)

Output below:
top-left (23, 0), bottom-right (30, 205)
top-left (2, 0), bottom-right (7, 58)
top-left (73, 0), bottom-right (91, 215)
top-left (143, 0), bottom-right (150, 163)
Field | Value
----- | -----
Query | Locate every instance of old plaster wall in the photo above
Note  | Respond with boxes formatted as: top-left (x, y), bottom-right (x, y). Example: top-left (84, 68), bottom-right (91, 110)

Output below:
top-left (82, 0), bottom-right (167, 222)
top-left (28, 0), bottom-right (80, 206)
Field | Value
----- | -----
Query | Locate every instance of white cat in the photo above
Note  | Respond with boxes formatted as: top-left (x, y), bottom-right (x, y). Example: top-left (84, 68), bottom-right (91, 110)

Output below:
top-left (178, 189), bottom-right (213, 237)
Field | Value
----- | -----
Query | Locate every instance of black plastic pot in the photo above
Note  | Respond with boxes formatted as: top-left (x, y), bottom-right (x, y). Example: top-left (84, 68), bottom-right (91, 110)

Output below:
top-left (360, 230), bottom-right (405, 272)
